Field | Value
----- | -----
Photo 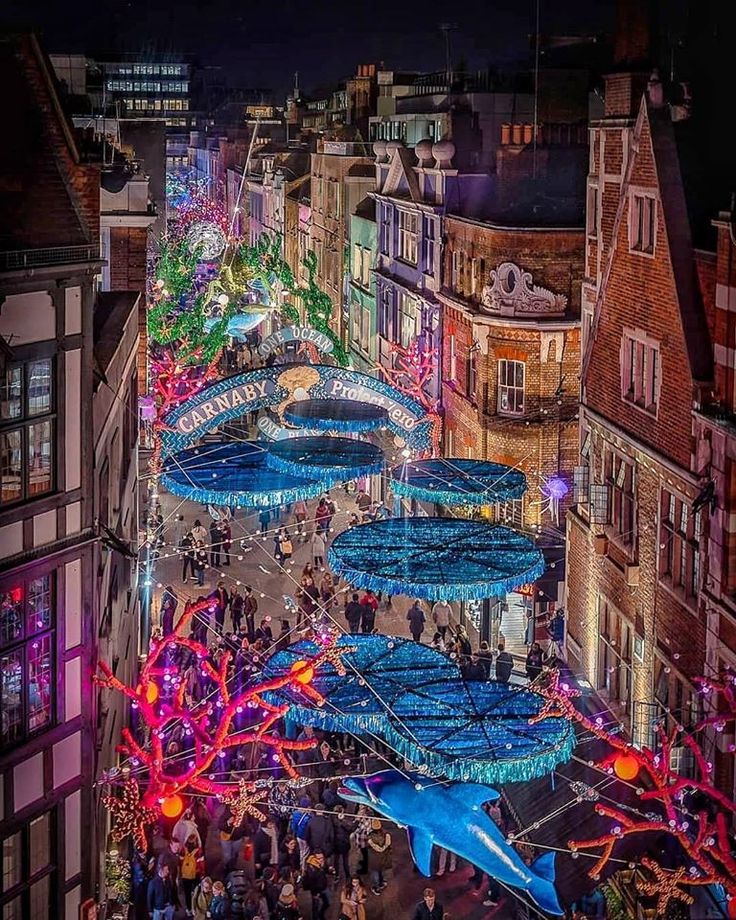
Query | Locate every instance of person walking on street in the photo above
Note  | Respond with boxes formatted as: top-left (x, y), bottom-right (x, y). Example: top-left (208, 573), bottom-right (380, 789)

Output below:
top-left (311, 529), bottom-right (326, 569)
top-left (495, 642), bottom-right (514, 682)
top-left (431, 600), bottom-right (452, 639)
top-left (478, 641), bottom-right (493, 679)
top-left (293, 498), bottom-right (308, 539)
top-left (220, 519), bottom-right (232, 566)
top-left (209, 519), bottom-right (222, 568)
top-left (407, 600), bottom-right (426, 642)
top-left (181, 531), bottom-right (195, 583)
top-left (274, 526), bottom-right (293, 565)
top-left (345, 593), bottom-right (362, 633)
top-left (230, 588), bottom-right (244, 634)
top-left (194, 541), bottom-right (207, 587)
top-left (525, 641), bottom-right (545, 681)
top-left (191, 876), bottom-right (213, 920)
top-left (339, 876), bottom-right (367, 920)
top-left (412, 887), bottom-right (444, 920)
top-left (243, 585), bottom-right (258, 639)
top-left (147, 862), bottom-right (179, 920)
top-left (366, 819), bottom-right (391, 895)
top-left (360, 590), bottom-right (379, 634)
top-left (315, 498), bottom-right (331, 536)
top-left (191, 519), bottom-right (208, 546)
top-left (259, 508), bottom-right (271, 533)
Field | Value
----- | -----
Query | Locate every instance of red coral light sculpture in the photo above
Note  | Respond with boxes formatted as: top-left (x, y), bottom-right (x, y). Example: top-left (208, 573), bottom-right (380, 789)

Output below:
top-left (96, 597), bottom-right (349, 843)
top-left (531, 668), bottom-right (736, 913)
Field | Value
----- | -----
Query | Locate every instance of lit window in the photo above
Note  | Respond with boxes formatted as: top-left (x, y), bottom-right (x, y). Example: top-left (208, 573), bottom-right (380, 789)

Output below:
top-left (630, 192), bottom-right (656, 254)
top-left (497, 359), bottom-right (525, 415)
top-left (621, 329), bottom-right (660, 414)
top-left (398, 210), bottom-right (418, 265)
top-left (397, 292), bottom-right (418, 348)
top-left (448, 335), bottom-right (457, 382)
top-left (597, 596), bottom-right (633, 711)
top-left (0, 361), bottom-right (54, 506)
top-left (0, 573), bottom-right (55, 746)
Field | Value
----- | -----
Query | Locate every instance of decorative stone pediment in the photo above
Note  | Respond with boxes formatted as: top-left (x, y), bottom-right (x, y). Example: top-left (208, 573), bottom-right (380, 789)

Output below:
top-left (480, 262), bottom-right (568, 317)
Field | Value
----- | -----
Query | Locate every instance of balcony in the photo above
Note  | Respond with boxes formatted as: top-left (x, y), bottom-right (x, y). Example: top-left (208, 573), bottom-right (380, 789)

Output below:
top-left (0, 244), bottom-right (101, 272)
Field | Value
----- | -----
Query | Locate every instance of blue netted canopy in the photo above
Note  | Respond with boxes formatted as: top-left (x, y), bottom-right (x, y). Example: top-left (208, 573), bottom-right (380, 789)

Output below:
top-left (284, 398), bottom-right (389, 433)
top-left (266, 436), bottom-right (384, 480)
top-left (327, 517), bottom-right (544, 601)
top-left (391, 458), bottom-right (528, 506)
top-left (160, 441), bottom-right (328, 508)
top-left (262, 635), bottom-right (574, 784)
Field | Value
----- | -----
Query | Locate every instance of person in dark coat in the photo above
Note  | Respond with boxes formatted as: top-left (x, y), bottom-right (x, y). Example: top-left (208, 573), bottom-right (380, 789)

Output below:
top-left (359, 591), bottom-right (378, 634)
top-left (243, 585), bottom-right (258, 639)
top-left (253, 819), bottom-right (279, 877)
top-left (209, 519), bottom-right (222, 568)
top-left (230, 588), bottom-right (244, 634)
top-left (211, 581), bottom-right (229, 634)
top-left (332, 805), bottom-right (354, 881)
top-left (412, 887), bottom-right (444, 920)
top-left (130, 847), bottom-right (153, 920)
top-left (305, 803), bottom-right (334, 857)
top-left (147, 862), bottom-right (179, 917)
top-left (181, 531), bottom-right (195, 583)
top-left (302, 850), bottom-right (330, 920)
top-left (525, 641), bottom-right (545, 681)
top-left (495, 643), bottom-right (514, 682)
top-left (463, 654), bottom-right (487, 681)
top-left (478, 641), bottom-right (493, 679)
top-left (406, 600), bottom-right (426, 642)
top-left (345, 594), bottom-right (362, 633)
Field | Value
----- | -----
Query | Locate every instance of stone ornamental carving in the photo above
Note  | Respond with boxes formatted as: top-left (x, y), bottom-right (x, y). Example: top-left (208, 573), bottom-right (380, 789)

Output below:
top-left (480, 262), bottom-right (567, 316)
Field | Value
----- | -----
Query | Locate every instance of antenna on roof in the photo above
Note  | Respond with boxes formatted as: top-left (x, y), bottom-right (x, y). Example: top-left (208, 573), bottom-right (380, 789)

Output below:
top-left (438, 23), bottom-right (459, 84)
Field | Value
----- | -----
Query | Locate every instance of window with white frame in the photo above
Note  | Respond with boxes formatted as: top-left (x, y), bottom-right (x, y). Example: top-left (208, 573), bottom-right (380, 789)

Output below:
top-left (421, 215), bottom-right (436, 275)
top-left (377, 286), bottom-right (394, 340)
top-left (497, 359), bottom-right (525, 415)
top-left (659, 490), bottom-right (701, 598)
top-left (447, 335), bottom-right (457, 382)
top-left (621, 328), bottom-right (660, 414)
top-left (451, 250), bottom-right (461, 290)
top-left (605, 449), bottom-right (635, 545)
top-left (397, 291), bottom-right (418, 348)
top-left (379, 204), bottom-right (391, 255)
top-left (597, 595), bottom-right (633, 711)
top-left (1, 360), bottom-right (54, 506)
top-left (398, 210), bottom-right (418, 264)
top-left (352, 244), bottom-right (371, 289)
top-left (629, 191), bottom-right (656, 254)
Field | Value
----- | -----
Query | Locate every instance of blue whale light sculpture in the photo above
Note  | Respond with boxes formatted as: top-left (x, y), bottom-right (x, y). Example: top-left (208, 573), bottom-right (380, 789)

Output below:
top-left (340, 770), bottom-right (563, 917)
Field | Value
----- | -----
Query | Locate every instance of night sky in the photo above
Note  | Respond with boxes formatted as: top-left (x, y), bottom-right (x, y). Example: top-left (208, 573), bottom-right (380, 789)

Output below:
top-left (4, 0), bottom-right (615, 96)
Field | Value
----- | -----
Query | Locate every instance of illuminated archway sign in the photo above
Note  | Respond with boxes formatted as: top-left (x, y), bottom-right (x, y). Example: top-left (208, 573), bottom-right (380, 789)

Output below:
top-left (258, 325), bottom-right (335, 359)
top-left (160, 364), bottom-right (433, 456)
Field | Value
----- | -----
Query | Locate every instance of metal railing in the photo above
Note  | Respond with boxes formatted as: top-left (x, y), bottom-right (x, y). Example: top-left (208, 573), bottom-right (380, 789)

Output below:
top-left (0, 244), bottom-right (101, 272)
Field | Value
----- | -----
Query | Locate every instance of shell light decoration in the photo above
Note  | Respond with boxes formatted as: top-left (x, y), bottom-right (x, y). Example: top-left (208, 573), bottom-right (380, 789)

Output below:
top-left (186, 220), bottom-right (227, 261)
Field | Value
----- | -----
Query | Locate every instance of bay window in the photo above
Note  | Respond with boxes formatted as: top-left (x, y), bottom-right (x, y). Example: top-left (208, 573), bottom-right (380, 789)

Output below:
top-left (1, 360), bottom-right (54, 506)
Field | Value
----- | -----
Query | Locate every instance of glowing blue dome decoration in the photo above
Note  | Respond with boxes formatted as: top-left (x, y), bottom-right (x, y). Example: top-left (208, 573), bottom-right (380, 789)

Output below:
top-left (266, 436), bottom-right (384, 481)
top-left (391, 458), bottom-right (528, 507)
top-left (160, 441), bottom-right (329, 508)
top-left (327, 518), bottom-right (544, 601)
top-left (262, 635), bottom-right (574, 784)
top-left (284, 398), bottom-right (389, 433)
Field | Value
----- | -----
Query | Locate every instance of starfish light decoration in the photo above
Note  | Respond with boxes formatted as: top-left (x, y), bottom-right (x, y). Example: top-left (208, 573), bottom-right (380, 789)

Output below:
top-left (220, 779), bottom-right (269, 825)
top-left (637, 858), bottom-right (695, 915)
top-left (102, 777), bottom-right (158, 851)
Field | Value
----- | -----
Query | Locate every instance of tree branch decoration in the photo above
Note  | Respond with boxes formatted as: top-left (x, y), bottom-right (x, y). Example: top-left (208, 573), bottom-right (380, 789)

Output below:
top-left (530, 668), bottom-right (736, 913)
top-left (380, 338), bottom-right (442, 455)
top-left (95, 596), bottom-right (351, 844)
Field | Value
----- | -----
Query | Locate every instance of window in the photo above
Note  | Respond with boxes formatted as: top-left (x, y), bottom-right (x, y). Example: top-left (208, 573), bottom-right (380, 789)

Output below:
top-left (621, 329), bottom-right (660, 414)
top-left (660, 490), bottom-right (701, 598)
top-left (421, 216), bottom-right (436, 275)
top-left (466, 349), bottom-right (477, 401)
top-left (448, 335), bottom-right (457, 382)
top-left (1, 360), bottom-right (54, 506)
top-left (379, 204), bottom-right (391, 256)
top-left (497, 359), bottom-right (525, 415)
top-left (451, 250), bottom-right (461, 289)
top-left (0, 811), bottom-right (55, 918)
top-left (597, 596), bottom-right (633, 712)
top-left (377, 286), bottom-right (394, 340)
top-left (587, 184), bottom-right (599, 238)
top-left (398, 210), bottom-right (418, 265)
top-left (630, 191), bottom-right (656, 254)
top-left (352, 245), bottom-right (371, 290)
top-left (605, 450), bottom-right (635, 545)
top-left (397, 292), bottom-right (418, 348)
top-left (0, 573), bottom-right (55, 747)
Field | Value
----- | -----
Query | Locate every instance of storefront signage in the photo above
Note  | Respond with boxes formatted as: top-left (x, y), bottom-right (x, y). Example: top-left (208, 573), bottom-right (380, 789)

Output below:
top-left (258, 325), bottom-right (334, 358)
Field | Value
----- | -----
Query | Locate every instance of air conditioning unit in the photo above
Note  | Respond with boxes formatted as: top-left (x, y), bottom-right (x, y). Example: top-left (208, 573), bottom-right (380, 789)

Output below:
top-left (624, 563), bottom-right (640, 586)
top-left (593, 534), bottom-right (609, 556)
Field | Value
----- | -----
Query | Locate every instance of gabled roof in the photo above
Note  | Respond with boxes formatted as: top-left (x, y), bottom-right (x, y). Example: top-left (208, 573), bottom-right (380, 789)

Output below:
top-left (0, 34), bottom-right (95, 251)
top-left (647, 99), bottom-right (712, 384)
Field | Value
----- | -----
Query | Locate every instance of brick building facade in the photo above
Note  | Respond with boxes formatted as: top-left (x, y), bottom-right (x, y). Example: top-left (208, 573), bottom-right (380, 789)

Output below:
top-left (565, 71), bottom-right (719, 751)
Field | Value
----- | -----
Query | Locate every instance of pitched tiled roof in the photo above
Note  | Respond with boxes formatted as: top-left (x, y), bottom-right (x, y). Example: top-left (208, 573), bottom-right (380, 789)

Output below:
top-left (0, 34), bottom-right (97, 251)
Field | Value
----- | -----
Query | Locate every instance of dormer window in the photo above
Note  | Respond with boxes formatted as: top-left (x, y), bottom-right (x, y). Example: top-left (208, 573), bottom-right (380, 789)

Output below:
top-left (629, 190), bottom-right (656, 255)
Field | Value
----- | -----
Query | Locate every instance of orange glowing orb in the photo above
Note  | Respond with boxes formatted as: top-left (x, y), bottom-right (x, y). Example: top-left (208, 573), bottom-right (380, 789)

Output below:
top-left (613, 752), bottom-right (640, 781)
top-left (290, 660), bottom-right (315, 685)
top-left (160, 794), bottom-right (184, 818)
top-left (144, 682), bottom-right (159, 704)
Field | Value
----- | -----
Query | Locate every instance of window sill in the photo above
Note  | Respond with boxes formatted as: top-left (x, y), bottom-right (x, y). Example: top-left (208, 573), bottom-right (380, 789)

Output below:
top-left (658, 577), bottom-right (699, 614)
top-left (622, 394), bottom-right (658, 418)
top-left (602, 526), bottom-right (636, 558)
top-left (628, 245), bottom-right (656, 259)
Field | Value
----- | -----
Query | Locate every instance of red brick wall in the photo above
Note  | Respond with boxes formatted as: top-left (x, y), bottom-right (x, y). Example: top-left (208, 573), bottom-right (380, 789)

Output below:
top-left (584, 108), bottom-right (699, 472)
